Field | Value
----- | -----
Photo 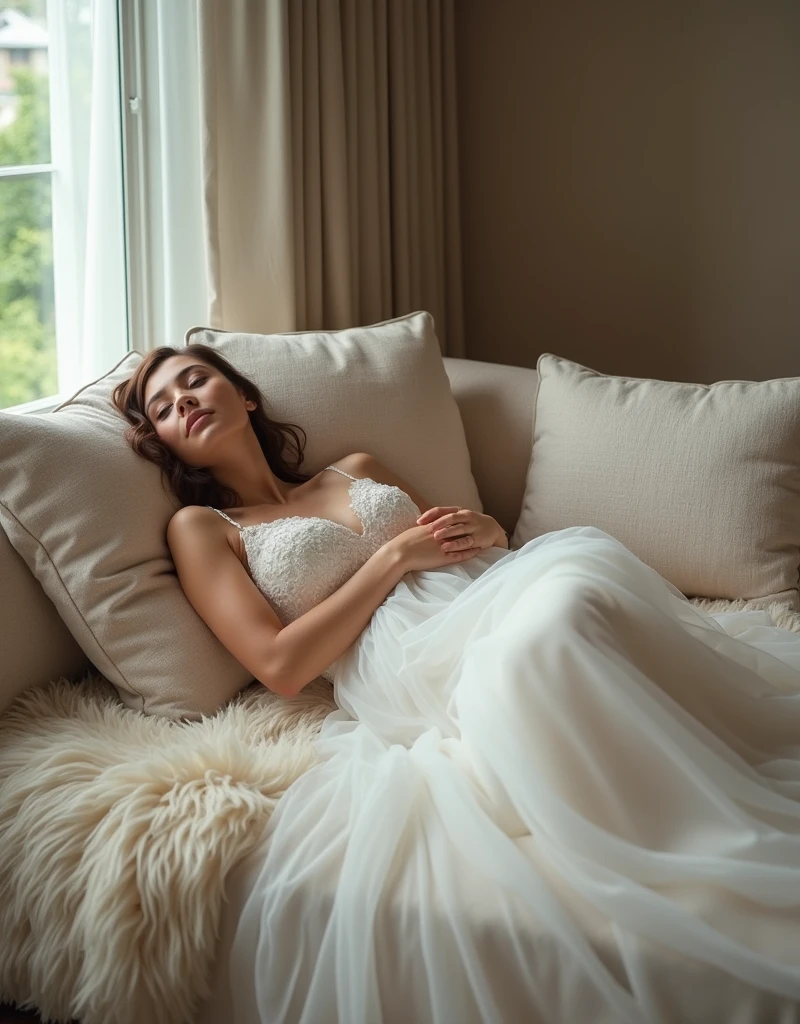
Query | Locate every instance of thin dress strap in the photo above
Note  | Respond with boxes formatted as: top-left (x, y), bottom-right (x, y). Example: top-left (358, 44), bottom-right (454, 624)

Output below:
top-left (207, 506), bottom-right (244, 530)
top-left (324, 464), bottom-right (359, 482)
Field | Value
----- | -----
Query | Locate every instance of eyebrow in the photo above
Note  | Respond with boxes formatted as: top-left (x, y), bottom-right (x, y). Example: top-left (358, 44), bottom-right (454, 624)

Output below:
top-left (145, 364), bottom-right (208, 414)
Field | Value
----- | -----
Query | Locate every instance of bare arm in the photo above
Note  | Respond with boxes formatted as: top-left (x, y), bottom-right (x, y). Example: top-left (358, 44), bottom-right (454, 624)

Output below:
top-left (167, 457), bottom-right (483, 699)
top-left (273, 454), bottom-right (507, 690)
top-left (270, 543), bottom-right (407, 695)
top-left (167, 506), bottom-right (411, 698)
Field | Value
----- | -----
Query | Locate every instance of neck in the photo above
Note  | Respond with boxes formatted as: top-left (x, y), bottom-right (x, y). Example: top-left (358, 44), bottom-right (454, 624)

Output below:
top-left (207, 428), bottom-right (297, 508)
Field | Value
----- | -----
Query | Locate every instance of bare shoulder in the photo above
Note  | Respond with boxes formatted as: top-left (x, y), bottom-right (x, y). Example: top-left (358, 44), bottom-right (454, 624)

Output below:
top-left (335, 451), bottom-right (405, 486)
top-left (166, 504), bottom-right (227, 547)
top-left (335, 451), bottom-right (387, 478)
top-left (334, 452), bottom-right (432, 514)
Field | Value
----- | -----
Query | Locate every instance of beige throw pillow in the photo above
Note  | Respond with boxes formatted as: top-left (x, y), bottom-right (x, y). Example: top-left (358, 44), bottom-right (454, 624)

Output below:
top-left (0, 530), bottom-right (90, 713)
top-left (0, 354), bottom-right (254, 719)
top-left (185, 311), bottom-right (482, 512)
top-left (0, 312), bottom-right (480, 719)
top-left (512, 353), bottom-right (800, 608)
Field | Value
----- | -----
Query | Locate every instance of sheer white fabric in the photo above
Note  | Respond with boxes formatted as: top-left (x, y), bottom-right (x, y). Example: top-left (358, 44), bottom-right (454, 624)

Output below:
top-left (48, 0), bottom-right (127, 395)
top-left (135, 0), bottom-right (211, 349)
top-left (229, 520), bottom-right (800, 1024)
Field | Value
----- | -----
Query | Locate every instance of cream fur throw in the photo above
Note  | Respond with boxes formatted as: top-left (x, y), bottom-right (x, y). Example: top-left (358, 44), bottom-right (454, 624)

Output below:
top-left (0, 597), bottom-right (797, 1024)
top-left (0, 675), bottom-right (335, 1024)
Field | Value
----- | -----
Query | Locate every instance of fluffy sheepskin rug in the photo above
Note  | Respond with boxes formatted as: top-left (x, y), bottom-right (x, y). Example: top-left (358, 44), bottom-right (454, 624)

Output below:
top-left (0, 674), bottom-right (335, 1024)
top-left (0, 597), bottom-right (798, 1024)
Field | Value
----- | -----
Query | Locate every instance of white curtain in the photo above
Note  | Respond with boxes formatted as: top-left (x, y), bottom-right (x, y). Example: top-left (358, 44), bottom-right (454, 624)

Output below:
top-left (46, 0), bottom-right (465, 374)
top-left (121, 0), bottom-right (465, 356)
top-left (48, 0), bottom-right (128, 395)
top-left (45, 0), bottom-right (212, 384)
top-left (136, 0), bottom-right (210, 350)
top-left (197, 0), bottom-right (465, 355)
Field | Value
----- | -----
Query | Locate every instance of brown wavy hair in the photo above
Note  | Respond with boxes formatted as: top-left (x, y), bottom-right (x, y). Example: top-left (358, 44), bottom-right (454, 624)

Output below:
top-left (112, 344), bottom-right (312, 509)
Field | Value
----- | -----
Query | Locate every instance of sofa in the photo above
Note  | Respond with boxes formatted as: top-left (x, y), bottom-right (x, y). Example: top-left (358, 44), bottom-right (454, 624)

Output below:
top-left (1, 349), bottom-right (798, 1024)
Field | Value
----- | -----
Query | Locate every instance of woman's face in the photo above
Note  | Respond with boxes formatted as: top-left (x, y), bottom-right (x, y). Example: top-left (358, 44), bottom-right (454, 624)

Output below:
top-left (143, 354), bottom-right (254, 465)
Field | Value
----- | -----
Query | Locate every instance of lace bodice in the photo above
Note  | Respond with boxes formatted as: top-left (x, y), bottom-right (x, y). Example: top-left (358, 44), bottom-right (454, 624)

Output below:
top-left (208, 467), bottom-right (421, 678)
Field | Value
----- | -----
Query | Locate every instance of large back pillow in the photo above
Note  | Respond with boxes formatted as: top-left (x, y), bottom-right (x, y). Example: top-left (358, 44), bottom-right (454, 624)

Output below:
top-left (513, 353), bottom-right (800, 608)
top-left (185, 311), bottom-right (481, 512)
top-left (0, 312), bottom-right (480, 718)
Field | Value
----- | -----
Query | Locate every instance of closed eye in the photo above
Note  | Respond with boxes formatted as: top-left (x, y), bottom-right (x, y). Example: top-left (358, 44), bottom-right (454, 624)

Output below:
top-left (155, 376), bottom-right (207, 420)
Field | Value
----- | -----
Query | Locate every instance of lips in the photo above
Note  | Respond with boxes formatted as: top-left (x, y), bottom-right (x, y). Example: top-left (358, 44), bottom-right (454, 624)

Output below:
top-left (186, 410), bottom-right (212, 436)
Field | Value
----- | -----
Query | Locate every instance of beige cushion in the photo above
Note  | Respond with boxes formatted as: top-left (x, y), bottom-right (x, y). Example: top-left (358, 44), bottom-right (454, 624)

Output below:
top-left (0, 530), bottom-right (90, 713)
top-left (0, 354), bottom-right (254, 719)
top-left (186, 311), bottom-right (482, 512)
top-left (443, 356), bottom-right (536, 533)
top-left (0, 313), bottom-right (480, 719)
top-left (513, 353), bottom-right (800, 607)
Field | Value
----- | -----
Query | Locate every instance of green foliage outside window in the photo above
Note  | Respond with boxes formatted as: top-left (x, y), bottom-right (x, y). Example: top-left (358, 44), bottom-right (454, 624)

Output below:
top-left (0, 65), bottom-right (57, 408)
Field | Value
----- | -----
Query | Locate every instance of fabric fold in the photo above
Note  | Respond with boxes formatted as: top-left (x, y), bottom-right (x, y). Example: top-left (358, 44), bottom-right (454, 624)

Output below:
top-left (230, 526), bottom-right (800, 1023)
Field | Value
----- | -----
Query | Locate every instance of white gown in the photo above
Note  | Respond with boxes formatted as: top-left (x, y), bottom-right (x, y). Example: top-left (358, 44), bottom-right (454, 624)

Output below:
top-left (210, 467), bottom-right (800, 1024)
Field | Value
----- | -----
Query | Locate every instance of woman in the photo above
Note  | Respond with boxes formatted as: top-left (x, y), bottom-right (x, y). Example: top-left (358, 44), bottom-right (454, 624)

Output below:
top-left (115, 345), bottom-right (800, 1024)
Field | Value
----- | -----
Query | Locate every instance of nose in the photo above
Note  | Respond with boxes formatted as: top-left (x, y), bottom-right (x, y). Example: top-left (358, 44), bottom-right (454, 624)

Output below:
top-left (176, 391), bottom-right (198, 417)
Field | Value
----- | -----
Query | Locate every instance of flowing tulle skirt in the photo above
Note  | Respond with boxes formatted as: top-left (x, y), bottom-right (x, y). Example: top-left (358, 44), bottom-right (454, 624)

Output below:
top-left (229, 526), bottom-right (800, 1024)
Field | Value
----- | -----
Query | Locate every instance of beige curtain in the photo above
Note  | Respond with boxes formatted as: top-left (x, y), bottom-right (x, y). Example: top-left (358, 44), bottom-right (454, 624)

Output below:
top-left (197, 0), bottom-right (464, 355)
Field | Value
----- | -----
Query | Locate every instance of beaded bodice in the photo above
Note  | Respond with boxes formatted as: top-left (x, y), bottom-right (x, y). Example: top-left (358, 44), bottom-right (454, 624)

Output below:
top-left (208, 466), bottom-right (420, 630)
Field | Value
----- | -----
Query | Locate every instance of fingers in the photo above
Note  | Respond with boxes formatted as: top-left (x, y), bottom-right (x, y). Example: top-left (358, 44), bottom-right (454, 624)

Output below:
top-left (434, 523), bottom-right (473, 540)
top-left (416, 507), bottom-right (482, 560)
top-left (441, 535), bottom-right (475, 553)
top-left (424, 511), bottom-right (474, 538)
top-left (416, 506), bottom-right (460, 525)
top-left (445, 546), bottom-right (474, 561)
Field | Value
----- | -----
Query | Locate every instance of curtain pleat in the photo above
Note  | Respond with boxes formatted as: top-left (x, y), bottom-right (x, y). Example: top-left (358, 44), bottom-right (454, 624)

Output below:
top-left (198, 0), bottom-right (463, 355)
top-left (440, 0), bottom-right (464, 352)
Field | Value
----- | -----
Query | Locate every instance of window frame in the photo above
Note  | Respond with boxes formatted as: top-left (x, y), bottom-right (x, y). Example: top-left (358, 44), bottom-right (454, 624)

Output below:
top-left (117, 0), bottom-right (148, 363)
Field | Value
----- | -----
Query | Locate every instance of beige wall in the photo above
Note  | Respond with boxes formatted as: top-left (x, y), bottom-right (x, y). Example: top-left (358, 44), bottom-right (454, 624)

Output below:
top-left (455, 0), bottom-right (800, 383)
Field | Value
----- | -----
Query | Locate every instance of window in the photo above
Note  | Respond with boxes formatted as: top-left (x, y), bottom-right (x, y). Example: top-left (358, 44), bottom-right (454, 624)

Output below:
top-left (0, 0), bottom-right (128, 412)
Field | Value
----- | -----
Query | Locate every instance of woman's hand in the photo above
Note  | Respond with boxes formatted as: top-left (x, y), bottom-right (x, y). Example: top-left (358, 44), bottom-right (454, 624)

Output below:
top-left (416, 507), bottom-right (507, 553)
top-left (385, 507), bottom-right (507, 574)
top-left (388, 523), bottom-right (482, 573)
